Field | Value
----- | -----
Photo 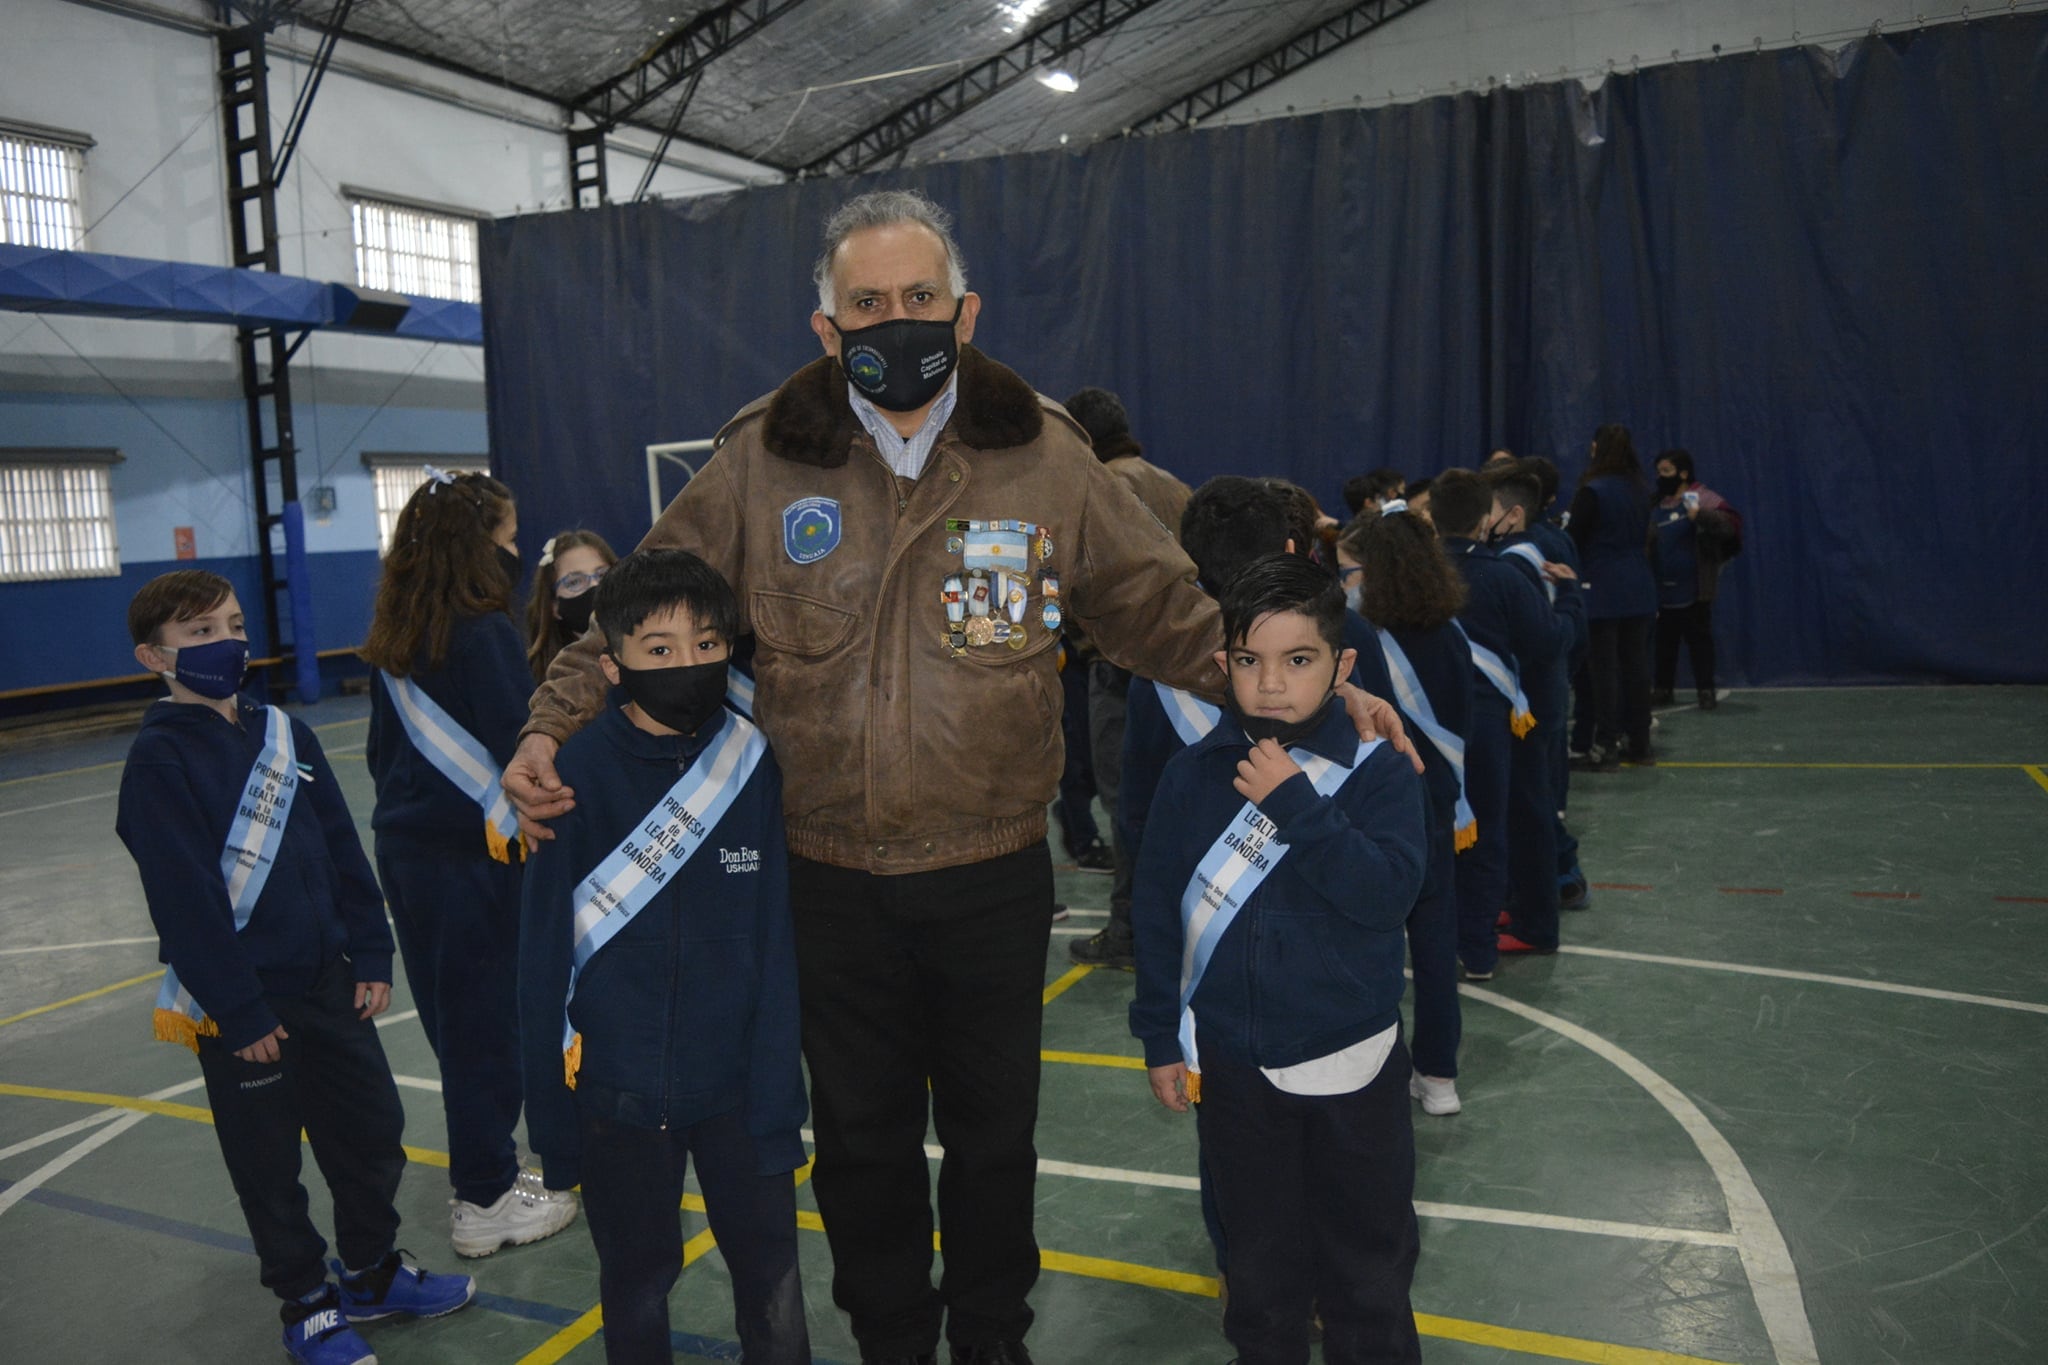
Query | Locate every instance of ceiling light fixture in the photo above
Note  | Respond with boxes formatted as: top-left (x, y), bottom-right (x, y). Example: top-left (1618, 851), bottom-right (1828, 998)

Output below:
top-left (1037, 68), bottom-right (1079, 94)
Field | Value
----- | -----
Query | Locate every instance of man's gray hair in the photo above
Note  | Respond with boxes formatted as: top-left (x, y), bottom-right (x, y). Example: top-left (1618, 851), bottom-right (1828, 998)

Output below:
top-left (812, 190), bottom-right (970, 316)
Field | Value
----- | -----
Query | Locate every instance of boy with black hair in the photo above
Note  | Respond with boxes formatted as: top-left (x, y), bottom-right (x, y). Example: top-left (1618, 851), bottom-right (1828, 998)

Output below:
top-left (518, 548), bottom-right (810, 1365)
top-left (1430, 470), bottom-right (1576, 978)
top-left (117, 570), bottom-right (474, 1365)
top-left (1130, 552), bottom-right (1427, 1365)
top-left (1341, 469), bottom-right (1407, 517)
top-left (1511, 457), bottom-right (1593, 906)
top-left (1480, 468), bottom-right (1587, 945)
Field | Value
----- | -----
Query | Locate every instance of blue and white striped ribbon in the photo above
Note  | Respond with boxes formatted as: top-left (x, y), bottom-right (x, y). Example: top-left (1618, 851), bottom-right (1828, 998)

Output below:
top-left (1375, 629), bottom-right (1476, 849)
top-left (1176, 743), bottom-right (1374, 1079)
top-left (725, 668), bottom-right (756, 719)
top-left (1153, 681), bottom-right (1221, 748)
top-left (155, 706), bottom-right (298, 1042)
top-left (379, 670), bottom-right (522, 858)
top-left (1499, 541), bottom-right (1555, 603)
top-left (1453, 622), bottom-right (1534, 735)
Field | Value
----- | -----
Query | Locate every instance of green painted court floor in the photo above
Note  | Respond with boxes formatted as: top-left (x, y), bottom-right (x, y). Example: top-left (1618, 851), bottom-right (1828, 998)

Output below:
top-left (1, 685), bottom-right (2044, 1363)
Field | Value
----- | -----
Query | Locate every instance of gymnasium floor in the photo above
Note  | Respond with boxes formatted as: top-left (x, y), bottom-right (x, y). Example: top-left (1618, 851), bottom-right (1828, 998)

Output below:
top-left (1, 686), bottom-right (2043, 1364)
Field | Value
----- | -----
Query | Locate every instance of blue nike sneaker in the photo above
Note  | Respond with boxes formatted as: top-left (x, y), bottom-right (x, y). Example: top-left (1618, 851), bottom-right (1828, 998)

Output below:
top-left (281, 1285), bottom-right (376, 1364)
top-left (334, 1251), bottom-right (476, 1323)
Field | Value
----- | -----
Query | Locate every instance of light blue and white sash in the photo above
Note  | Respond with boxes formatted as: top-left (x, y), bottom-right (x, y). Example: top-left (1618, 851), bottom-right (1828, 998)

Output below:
top-left (1453, 622), bottom-right (1536, 738)
top-left (1176, 741), bottom-right (1374, 1099)
top-left (725, 668), bottom-right (756, 719)
top-left (1374, 629), bottom-right (1477, 852)
top-left (558, 710), bottom-right (768, 1088)
top-left (154, 706), bottom-right (299, 1051)
top-left (1153, 681), bottom-right (1221, 748)
top-left (379, 670), bottom-right (523, 863)
top-left (1499, 541), bottom-right (1555, 603)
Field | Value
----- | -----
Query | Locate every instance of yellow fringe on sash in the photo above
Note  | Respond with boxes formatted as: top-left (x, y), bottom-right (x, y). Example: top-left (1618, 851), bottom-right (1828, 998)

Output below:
top-left (485, 822), bottom-right (527, 865)
top-left (153, 1008), bottom-right (217, 1054)
top-left (1454, 822), bottom-right (1479, 854)
top-left (1510, 709), bottom-right (1537, 739)
top-left (1185, 1070), bottom-right (1201, 1105)
top-left (563, 1033), bottom-right (583, 1090)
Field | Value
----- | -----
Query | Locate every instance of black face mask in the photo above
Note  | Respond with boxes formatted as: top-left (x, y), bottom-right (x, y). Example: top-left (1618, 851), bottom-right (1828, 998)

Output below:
top-left (831, 300), bottom-right (963, 412)
top-left (1656, 474), bottom-right (1683, 497)
top-left (556, 590), bottom-right (596, 636)
top-left (1223, 663), bottom-right (1340, 750)
top-left (496, 546), bottom-right (523, 591)
top-left (614, 657), bottom-right (729, 736)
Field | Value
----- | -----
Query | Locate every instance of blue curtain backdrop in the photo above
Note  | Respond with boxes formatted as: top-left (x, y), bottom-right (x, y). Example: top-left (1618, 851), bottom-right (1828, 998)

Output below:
top-left (482, 15), bottom-right (2047, 687)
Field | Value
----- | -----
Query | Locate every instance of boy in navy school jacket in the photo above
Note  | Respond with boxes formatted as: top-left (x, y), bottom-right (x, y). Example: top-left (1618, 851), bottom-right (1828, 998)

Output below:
top-left (115, 571), bottom-right (473, 1365)
top-left (518, 549), bottom-right (810, 1365)
top-left (1130, 554), bottom-right (1427, 1365)
top-left (1431, 470), bottom-right (1577, 979)
top-left (1482, 465), bottom-right (1589, 940)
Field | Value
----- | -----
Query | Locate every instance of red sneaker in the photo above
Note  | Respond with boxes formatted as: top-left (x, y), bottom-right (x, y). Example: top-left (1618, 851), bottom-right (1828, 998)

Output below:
top-left (1496, 910), bottom-right (1512, 929)
top-left (1497, 933), bottom-right (1556, 954)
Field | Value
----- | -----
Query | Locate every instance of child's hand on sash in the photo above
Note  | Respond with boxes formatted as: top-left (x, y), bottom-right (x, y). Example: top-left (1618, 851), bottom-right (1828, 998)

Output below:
top-left (355, 981), bottom-right (392, 1021)
top-left (1148, 1062), bottom-right (1191, 1113)
top-left (1233, 739), bottom-right (1304, 805)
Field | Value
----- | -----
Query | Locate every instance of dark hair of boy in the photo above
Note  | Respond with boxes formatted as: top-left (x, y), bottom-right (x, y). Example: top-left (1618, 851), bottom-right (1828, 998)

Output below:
top-left (1518, 456), bottom-right (1562, 508)
top-left (1180, 476), bottom-right (1299, 595)
top-left (1341, 468), bottom-right (1405, 517)
top-left (1220, 551), bottom-right (1345, 655)
top-left (1335, 512), bottom-right (1468, 631)
top-left (1260, 478), bottom-right (1325, 558)
top-left (1404, 475), bottom-right (1434, 500)
top-left (1425, 469), bottom-right (1493, 538)
top-left (1062, 387), bottom-right (1138, 461)
top-left (592, 548), bottom-right (740, 657)
top-left (526, 529), bottom-right (619, 682)
top-left (1487, 467), bottom-right (1544, 520)
top-left (1659, 448), bottom-right (1696, 482)
top-left (128, 569), bottom-right (235, 646)
top-left (1582, 423), bottom-right (1641, 486)
top-left (361, 472), bottom-right (517, 675)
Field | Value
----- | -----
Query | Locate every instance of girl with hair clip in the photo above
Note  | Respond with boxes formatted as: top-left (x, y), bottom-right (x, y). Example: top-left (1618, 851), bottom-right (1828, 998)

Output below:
top-left (1336, 509), bottom-right (1474, 1117)
top-left (362, 468), bottom-right (580, 1258)
top-left (525, 529), bottom-right (618, 683)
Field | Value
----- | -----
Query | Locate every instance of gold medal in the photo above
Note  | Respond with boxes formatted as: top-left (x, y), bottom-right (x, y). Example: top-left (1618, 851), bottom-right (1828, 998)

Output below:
top-left (1008, 623), bottom-right (1028, 650)
top-left (965, 616), bottom-right (996, 647)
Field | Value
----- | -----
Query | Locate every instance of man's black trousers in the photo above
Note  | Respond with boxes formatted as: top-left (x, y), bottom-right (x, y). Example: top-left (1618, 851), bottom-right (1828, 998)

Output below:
top-left (789, 842), bottom-right (1054, 1358)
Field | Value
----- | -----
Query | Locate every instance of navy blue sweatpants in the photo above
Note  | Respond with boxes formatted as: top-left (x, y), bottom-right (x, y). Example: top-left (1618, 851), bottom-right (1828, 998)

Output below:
top-left (377, 843), bottom-right (523, 1206)
top-left (1453, 694), bottom-right (1512, 976)
top-left (1406, 802), bottom-right (1462, 1077)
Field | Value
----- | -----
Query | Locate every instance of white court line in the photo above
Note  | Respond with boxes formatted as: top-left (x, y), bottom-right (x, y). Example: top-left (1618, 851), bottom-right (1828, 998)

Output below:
top-left (1050, 927), bottom-right (1095, 936)
top-left (1462, 982), bottom-right (1820, 1365)
top-left (1559, 944), bottom-right (2048, 1016)
top-left (0, 936), bottom-right (158, 957)
top-left (0, 1076), bottom-right (207, 1165)
top-left (0, 1110), bottom-right (151, 1219)
top-left (0, 790), bottom-right (117, 819)
top-left (376, 1009), bottom-right (418, 1029)
top-left (1059, 908), bottom-right (1107, 918)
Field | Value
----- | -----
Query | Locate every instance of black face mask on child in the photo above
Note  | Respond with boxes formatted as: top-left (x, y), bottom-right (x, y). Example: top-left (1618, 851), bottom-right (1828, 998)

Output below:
top-left (1222, 661), bottom-right (1341, 750)
top-left (556, 590), bottom-right (597, 636)
top-left (614, 657), bottom-right (729, 736)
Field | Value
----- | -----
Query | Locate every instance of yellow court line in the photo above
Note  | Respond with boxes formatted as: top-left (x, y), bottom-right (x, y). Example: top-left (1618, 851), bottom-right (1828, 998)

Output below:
top-left (5, 1084), bottom-right (1745, 1365)
top-left (0, 758), bottom-right (127, 789)
top-left (0, 972), bottom-right (160, 1030)
top-left (1041, 963), bottom-right (1095, 1005)
top-left (1041, 1048), bottom-right (1146, 1070)
top-left (1654, 761), bottom-right (2028, 770)
top-left (2025, 765), bottom-right (2048, 796)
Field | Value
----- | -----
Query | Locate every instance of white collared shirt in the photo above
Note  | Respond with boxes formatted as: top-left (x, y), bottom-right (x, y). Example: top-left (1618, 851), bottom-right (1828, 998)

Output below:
top-left (1260, 1020), bottom-right (1399, 1096)
top-left (847, 372), bottom-right (959, 480)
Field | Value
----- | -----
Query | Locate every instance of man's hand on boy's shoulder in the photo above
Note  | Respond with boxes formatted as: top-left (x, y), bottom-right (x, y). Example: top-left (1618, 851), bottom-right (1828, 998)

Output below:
top-left (1235, 739), bottom-right (1304, 806)
top-left (1332, 682), bottom-right (1424, 774)
top-left (505, 733), bottom-right (575, 841)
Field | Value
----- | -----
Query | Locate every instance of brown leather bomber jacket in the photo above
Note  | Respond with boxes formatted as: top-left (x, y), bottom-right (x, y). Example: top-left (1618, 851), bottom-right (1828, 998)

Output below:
top-left (525, 346), bottom-right (1224, 875)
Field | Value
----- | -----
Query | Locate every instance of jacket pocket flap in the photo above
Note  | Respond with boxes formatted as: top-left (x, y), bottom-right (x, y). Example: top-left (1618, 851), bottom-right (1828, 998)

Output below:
top-left (750, 590), bottom-right (859, 658)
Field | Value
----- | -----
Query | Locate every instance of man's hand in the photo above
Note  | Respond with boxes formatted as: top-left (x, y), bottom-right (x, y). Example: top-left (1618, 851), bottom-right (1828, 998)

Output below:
top-left (1234, 739), bottom-right (1304, 805)
top-left (235, 1024), bottom-right (289, 1064)
top-left (1333, 682), bottom-right (1425, 774)
top-left (1148, 1061), bottom-right (1191, 1113)
top-left (504, 733), bottom-right (573, 842)
top-left (355, 981), bottom-right (391, 1021)
top-left (1542, 561), bottom-right (1578, 582)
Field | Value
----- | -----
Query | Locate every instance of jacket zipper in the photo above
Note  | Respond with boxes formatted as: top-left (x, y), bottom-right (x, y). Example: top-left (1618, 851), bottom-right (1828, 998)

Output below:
top-left (657, 752), bottom-right (687, 1129)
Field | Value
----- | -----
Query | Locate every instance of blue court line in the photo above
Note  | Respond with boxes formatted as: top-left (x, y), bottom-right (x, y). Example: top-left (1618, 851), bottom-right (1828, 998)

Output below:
top-left (0, 1176), bottom-right (846, 1363)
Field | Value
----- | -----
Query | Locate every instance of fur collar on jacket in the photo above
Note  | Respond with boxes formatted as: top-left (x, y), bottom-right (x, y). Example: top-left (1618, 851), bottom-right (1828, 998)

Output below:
top-left (760, 345), bottom-right (1043, 469)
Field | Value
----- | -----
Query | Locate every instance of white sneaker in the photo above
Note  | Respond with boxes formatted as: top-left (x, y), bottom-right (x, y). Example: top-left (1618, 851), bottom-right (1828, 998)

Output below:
top-left (1408, 1071), bottom-right (1462, 1116)
top-left (449, 1169), bottom-right (579, 1258)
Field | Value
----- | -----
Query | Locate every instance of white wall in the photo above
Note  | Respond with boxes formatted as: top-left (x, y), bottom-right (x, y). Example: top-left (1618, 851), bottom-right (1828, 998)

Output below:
top-left (1216, 0), bottom-right (1960, 126)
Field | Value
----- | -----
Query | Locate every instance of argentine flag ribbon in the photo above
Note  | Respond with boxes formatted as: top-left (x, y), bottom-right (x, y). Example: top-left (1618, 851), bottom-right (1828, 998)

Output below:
top-left (1454, 622), bottom-right (1536, 739)
top-left (380, 671), bottom-right (524, 863)
top-left (1499, 542), bottom-right (1556, 603)
top-left (725, 668), bottom-right (756, 719)
top-left (1375, 629), bottom-right (1478, 853)
top-left (1175, 743), bottom-right (1373, 1102)
top-left (558, 710), bottom-right (767, 1089)
top-left (154, 706), bottom-right (299, 1051)
top-left (1153, 681), bottom-right (1222, 748)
